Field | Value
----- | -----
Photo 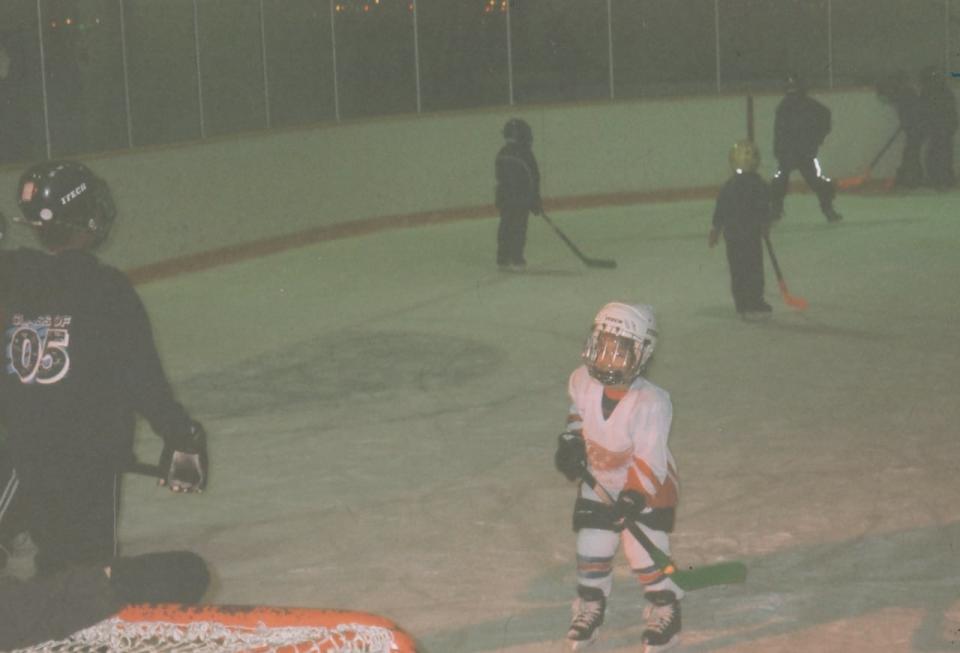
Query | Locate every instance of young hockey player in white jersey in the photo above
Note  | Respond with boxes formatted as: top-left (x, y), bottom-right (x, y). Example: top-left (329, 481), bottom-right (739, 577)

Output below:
top-left (554, 302), bottom-right (682, 651)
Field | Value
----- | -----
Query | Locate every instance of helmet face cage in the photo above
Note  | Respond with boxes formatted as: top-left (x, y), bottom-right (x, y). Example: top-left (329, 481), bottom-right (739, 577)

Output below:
top-left (582, 303), bottom-right (657, 386)
top-left (583, 331), bottom-right (644, 386)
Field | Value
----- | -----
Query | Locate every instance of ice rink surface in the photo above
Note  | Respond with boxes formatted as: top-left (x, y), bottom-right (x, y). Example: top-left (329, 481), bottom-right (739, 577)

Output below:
top-left (74, 188), bottom-right (960, 651)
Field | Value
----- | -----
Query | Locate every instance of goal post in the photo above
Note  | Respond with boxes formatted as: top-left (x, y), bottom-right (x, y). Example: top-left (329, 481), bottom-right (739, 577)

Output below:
top-left (14, 603), bottom-right (420, 653)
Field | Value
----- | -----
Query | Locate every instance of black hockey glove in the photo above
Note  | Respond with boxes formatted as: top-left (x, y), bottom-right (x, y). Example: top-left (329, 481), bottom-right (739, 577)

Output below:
top-left (615, 489), bottom-right (647, 521)
top-left (615, 490), bottom-right (676, 532)
top-left (555, 431), bottom-right (587, 482)
top-left (159, 421), bottom-right (208, 493)
top-left (109, 551), bottom-right (209, 604)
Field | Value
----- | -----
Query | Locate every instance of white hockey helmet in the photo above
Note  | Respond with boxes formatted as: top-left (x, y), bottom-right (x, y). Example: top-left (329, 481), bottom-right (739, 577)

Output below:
top-left (582, 302), bottom-right (658, 385)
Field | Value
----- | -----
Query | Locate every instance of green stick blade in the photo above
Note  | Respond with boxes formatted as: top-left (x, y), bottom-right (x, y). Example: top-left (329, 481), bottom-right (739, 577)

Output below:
top-left (672, 561), bottom-right (747, 591)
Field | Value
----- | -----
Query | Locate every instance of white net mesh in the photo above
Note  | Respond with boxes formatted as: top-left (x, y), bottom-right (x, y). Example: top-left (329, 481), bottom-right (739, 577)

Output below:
top-left (14, 607), bottom-right (412, 653)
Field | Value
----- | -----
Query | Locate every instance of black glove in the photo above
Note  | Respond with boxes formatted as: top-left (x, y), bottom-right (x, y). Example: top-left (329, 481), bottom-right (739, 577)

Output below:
top-left (615, 489), bottom-right (647, 521)
top-left (109, 551), bottom-right (209, 604)
top-left (159, 420), bottom-right (208, 493)
top-left (554, 431), bottom-right (587, 481)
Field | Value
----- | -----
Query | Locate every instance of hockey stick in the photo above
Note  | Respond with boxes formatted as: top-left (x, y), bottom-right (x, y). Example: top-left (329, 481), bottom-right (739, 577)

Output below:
top-left (580, 469), bottom-right (747, 591)
top-left (126, 460), bottom-right (163, 479)
top-left (763, 234), bottom-right (808, 310)
top-left (836, 127), bottom-right (902, 190)
top-left (540, 213), bottom-right (617, 269)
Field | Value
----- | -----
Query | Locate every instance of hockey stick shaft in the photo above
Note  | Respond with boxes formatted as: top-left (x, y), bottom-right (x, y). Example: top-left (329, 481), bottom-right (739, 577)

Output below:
top-left (763, 234), bottom-right (808, 310)
top-left (580, 469), bottom-right (747, 591)
top-left (866, 126), bottom-right (903, 170)
top-left (837, 126), bottom-right (901, 189)
top-left (126, 460), bottom-right (163, 479)
top-left (540, 213), bottom-right (617, 269)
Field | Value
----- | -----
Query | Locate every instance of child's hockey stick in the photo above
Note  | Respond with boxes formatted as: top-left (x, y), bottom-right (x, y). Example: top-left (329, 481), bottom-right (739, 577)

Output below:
top-left (836, 127), bottom-right (901, 190)
top-left (763, 234), bottom-right (808, 310)
top-left (580, 469), bottom-right (747, 591)
top-left (126, 460), bottom-right (163, 478)
top-left (540, 213), bottom-right (617, 269)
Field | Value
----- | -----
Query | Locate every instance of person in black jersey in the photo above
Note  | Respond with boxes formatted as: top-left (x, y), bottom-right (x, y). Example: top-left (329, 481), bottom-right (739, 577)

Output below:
top-left (918, 65), bottom-right (958, 189)
top-left (0, 161), bottom-right (209, 577)
top-left (769, 73), bottom-right (842, 223)
top-left (876, 71), bottom-right (926, 190)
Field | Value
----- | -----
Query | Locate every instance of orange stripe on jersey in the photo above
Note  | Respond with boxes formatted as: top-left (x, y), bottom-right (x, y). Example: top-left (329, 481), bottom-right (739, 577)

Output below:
top-left (625, 459), bottom-right (679, 508)
top-left (586, 440), bottom-right (633, 472)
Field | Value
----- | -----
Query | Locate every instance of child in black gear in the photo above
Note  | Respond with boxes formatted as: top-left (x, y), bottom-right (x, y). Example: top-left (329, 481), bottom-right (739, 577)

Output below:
top-left (494, 118), bottom-right (543, 270)
top-left (710, 140), bottom-right (775, 318)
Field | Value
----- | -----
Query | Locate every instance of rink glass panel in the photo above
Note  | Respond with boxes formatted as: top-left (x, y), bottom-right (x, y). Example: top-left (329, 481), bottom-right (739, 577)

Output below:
top-left (830, 0), bottom-right (946, 86)
top-left (508, 0), bottom-right (610, 104)
top-left (332, 0), bottom-right (417, 119)
top-left (415, 0), bottom-right (510, 112)
top-left (124, 0), bottom-right (203, 147)
top-left (717, 0), bottom-right (829, 94)
top-left (261, 0), bottom-right (336, 128)
top-left (0, 3), bottom-right (45, 164)
top-left (610, 0), bottom-right (717, 98)
top-left (195, 0), bottom-right (268, 137)
top-left (39, 0), bottom-right (128, 157)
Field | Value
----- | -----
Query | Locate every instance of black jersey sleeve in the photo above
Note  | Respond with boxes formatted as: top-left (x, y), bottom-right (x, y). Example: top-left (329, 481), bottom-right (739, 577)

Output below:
top-left (111, 274), bottom-right (195, 449)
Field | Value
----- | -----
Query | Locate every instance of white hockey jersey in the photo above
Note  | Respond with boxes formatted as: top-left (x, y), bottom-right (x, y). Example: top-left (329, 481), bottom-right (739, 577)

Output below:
top-left (566, 365), bottom-right (679, 508)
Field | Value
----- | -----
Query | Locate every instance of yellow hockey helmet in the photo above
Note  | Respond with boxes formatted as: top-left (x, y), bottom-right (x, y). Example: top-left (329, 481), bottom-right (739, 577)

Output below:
top-left (729, 140), bottom-right (760, 174)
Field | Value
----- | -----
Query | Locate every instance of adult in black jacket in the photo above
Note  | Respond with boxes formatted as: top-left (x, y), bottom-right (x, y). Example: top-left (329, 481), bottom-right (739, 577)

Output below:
top-left (918, 66), bottom-right (958, 189)
top-left (709, 140), bottom-right (774, 317)
top-left (770, 74), bottom-right (842, 223)
top-left (495, 118), bottom-right (543, 270)
top-left (0, 550), bottom-right (208, 651)
top-left (0, 161), bottom-right (208, 577)
top-left (877, 71), bottom-right (926, 189)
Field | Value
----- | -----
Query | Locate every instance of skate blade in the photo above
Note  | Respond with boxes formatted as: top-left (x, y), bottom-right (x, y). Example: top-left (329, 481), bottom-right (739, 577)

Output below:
top-left (643, 634), bottom-right (680, 653)
top-left (566, 632), bottom-right (599, 650)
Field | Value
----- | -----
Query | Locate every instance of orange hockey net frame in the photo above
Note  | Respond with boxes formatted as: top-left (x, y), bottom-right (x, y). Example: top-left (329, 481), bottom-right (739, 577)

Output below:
top-left (16, 604), bottom-right (419, 653)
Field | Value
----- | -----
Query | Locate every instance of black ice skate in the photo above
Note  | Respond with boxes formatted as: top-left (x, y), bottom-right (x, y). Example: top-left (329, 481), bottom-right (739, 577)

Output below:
top-left (642, 590), bottom-right (681, 652)
top-left (566, 585), bottom-right (605, 649)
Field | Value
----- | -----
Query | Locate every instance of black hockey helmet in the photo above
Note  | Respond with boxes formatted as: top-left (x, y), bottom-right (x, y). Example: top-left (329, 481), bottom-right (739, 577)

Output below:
top-left (502, 118), bottom-right (533, 146)
top-left (17, 160), bottom-right (116, 249)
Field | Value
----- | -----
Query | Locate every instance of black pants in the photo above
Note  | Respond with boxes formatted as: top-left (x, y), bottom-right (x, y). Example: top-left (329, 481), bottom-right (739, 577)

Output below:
top-left (895, 133), bottom-right (924, 188)
top-left (496, 208), bottom-right (529, 266)
top-left (725, 231), bottom-right (765, 313)
top-left (770, 158), bottom-right (836, 218)
top-left (0, 447), bottom-right (118, 576)
top-left (924, 131), bottom-right (956, 188)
